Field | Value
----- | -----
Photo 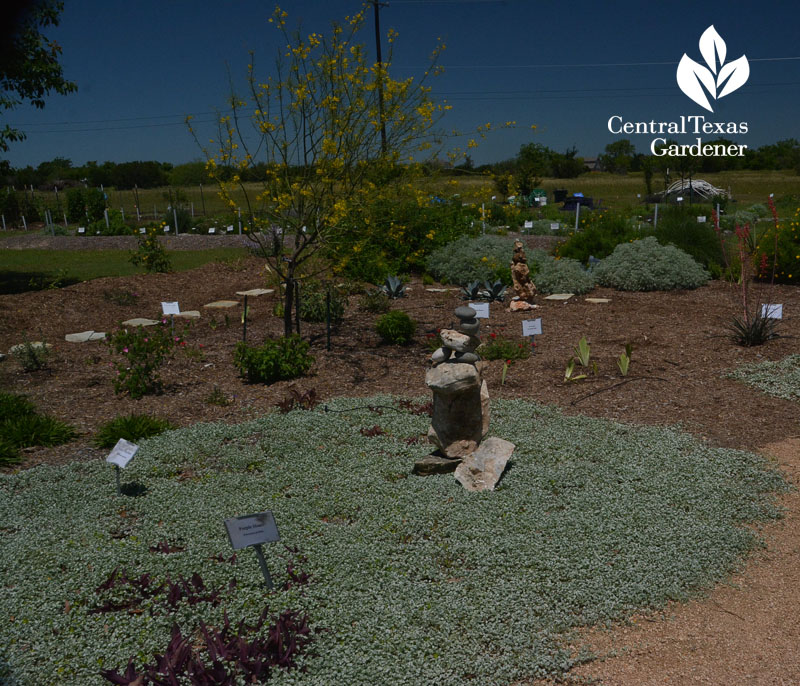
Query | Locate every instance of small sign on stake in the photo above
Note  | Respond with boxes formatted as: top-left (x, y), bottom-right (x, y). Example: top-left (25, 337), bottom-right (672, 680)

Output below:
top-left (469, 302), bottom-right (490, 319)
top-left (523, 220), bottom-right (533, 230)
top-left (139, 227), bottom-right (147, 234)
top-left (161, 301), bottom-right (180, 316)
top-left (224, 512), bottom-right (281, 589)
top-left (106, 438), bottom-right (139, 495)
top-left (762, 303), bottom-right (783, 319)
top-left (550, 222), bottom-right (559, 231)
top-left (522, 318), bottom-right (542, 337)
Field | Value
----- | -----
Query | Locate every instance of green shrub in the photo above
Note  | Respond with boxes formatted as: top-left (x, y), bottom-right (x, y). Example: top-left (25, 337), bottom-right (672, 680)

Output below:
top-left (233, 335), bottom-right (314, 384)
top-left (594, 237), bottom-right (710, 291)
top-left (556, 211), bottom-right (638, 264)
top-left (375, 310), bottom-right (417, 345)
top-left (130, 226), bottom-right (172, 273)
top-left (1, 414), bottom-right (77, 449)
top-left (478, 334), bottom-right (531, 361)
top-left (654, 205), bottom-right (723, 270)
top-left (94, 414), bottom-right (174, 449)
top-left (10, 340), bottom-right (50, 371)
top-left (106, 321), bottom-right (184, 398)
top-left (751, 208), bottom-right (800, 284)
top-left (89, 209), bottom-right (129, 236)
top-left (0, 392), bottom-right (37, 420)
top-left (299, 282), bottom-right (348, 324)
top-left (0, 393), bottom-right (77, 466)
top-left (425, 235), bottom-right (515, 285)
top-left (528, 250), bottom-right (596, 295)
top-left (359, 290), bottom-right (391, 313)
top-left (331, 195), bottom-right (478, 283)
top-left (66, 187), bottom-right (105, 223)
top-left (162, 207), bottom-right (194, 234)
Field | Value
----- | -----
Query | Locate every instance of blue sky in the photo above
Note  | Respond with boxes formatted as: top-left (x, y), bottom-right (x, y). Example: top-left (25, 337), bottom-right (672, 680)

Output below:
top-left (4, 0), bottom-right (800, 168)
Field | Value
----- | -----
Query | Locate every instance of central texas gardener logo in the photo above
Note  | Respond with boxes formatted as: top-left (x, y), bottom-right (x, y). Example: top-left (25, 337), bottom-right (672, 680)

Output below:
top-left (677, 25), bottom-right (749, 113)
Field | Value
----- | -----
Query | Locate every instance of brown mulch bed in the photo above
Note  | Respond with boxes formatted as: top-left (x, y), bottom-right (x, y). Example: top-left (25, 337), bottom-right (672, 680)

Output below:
top-left (2, 235), bottom-right (799, 685)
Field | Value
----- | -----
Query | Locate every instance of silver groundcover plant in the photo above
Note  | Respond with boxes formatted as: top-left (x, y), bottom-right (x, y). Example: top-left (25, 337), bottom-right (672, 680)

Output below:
top-left (677, 25), bottom-right (749, 112)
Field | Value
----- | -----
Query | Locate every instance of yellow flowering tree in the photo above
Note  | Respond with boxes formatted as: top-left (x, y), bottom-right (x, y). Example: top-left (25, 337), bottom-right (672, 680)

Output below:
top-left (190, 4), bottom-right (449, 335)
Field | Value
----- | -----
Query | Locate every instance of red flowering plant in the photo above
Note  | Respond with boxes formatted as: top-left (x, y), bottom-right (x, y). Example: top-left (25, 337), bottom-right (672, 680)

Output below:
top-left (106, 319), bottom-right (186, 398)
top-left (713, 199), bottom-right (780, 346)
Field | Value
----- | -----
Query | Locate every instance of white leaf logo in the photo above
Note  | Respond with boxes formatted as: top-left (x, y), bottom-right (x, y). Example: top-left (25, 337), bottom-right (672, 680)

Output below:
top-left (676, 25), bottom-right (749, 112)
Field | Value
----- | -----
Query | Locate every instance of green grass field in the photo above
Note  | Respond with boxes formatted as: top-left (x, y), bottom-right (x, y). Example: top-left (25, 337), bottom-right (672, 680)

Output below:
top-left (0, 247), bottom-right (249, 294)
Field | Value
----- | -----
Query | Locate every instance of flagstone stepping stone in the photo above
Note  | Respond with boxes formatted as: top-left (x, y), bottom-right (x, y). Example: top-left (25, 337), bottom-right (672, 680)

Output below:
top-left (65, 331), bottom-right (106, 343)
top-left (426, 288), bottom-right (459, 292)
top-left (204, 300), bottom-right (240, 309)
top-left (544, 293), bottom-right (574, 301)
top-left (9, 342), bottom-right (52, 355)
top-left (173, 310), bottom-right (201, 319)
top-left (235, 288), bottom-right (274, 297)
top-left (585, 297), bottom-right (611, 304)
top-left (121, 318), bottom-right (159, 327)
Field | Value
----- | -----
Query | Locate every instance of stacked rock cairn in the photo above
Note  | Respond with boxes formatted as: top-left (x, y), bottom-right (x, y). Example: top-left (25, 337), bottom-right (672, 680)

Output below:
top-left (416, 306), bottom-right (515, 490)
top-left (425, 305), bottom-right (490, 460)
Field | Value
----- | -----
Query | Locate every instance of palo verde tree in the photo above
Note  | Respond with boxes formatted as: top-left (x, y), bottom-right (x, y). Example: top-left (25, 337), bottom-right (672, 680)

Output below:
top-left (0, 1), bottom-right (77, 153)
top-left (190, 4), bottom-right (449, 336)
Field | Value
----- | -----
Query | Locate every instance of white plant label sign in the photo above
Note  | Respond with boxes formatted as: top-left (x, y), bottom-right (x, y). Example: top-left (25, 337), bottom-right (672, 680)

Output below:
top-left (762, 304), bottom-right (783, 319)
top-left (208, 227), bottom-right (216, 234)
top-left (224, 512), bottom-right (280, 550)
top-left (106, 438), bottom-right (138, 469)
top-left (139, 227), bottom-right (147, 234)
top-left (161, 301), bottom-right (180, 315)
top-left (522, 318), bottom-right (542, 336)
top-left (697, 216), bottom-right (707, 223)
top-left (227, 225), bottom-right (234, 232)
top-left (550, 222), bottom-right (560, 231)
top-left (77, 227), bottom-right (85, 234)
top-left (677, 25), bottom-right (749, 113)
top-left (469, 302), bottom-right (490, 319)
top-left (523, 220), bottom-right (533, 229)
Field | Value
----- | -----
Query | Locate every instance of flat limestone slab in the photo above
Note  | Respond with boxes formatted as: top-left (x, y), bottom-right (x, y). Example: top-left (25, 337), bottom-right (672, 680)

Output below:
top-left (203, 300), bottom-right (240, 309)
top-left (585, 297), bottom-right (611, 303)
top-left (413, 454), bottom-right (461, 475)
top-left (122, 318), bottom-right (159, 327)
top-left (65, 331), bottom-right (106, 343)
top-left (174, 310), bottom-right (201, 319)
top-left (426, 288), bottom-right (459, 293)
top-left (454, 437), bottom-right (515, 492)
top-left (544, 293), bottom-right (574, 301)
top-left (236, 288), bottom-right (274, 297)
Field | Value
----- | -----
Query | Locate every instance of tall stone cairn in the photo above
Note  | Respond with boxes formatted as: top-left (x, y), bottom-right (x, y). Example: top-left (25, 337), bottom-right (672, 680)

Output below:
top-left (511, 240), bottom-right (537, 301)
top-left (424, 306), bottom-right (490, 459)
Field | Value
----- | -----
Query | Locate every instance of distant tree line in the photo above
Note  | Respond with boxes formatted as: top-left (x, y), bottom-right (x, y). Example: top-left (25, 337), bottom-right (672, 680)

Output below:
top-left (1, 137), bottom-right (797, 193)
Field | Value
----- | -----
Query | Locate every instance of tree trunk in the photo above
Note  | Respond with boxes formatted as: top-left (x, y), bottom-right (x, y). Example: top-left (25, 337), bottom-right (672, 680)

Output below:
top-left (283, 271), bottom-right (294, 337)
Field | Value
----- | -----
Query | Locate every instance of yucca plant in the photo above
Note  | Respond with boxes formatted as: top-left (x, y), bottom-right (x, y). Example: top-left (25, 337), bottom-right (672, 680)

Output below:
top-left (381, 275), bottom-right (407, 299)
top-left (729, 313), bottom-right (780, 347)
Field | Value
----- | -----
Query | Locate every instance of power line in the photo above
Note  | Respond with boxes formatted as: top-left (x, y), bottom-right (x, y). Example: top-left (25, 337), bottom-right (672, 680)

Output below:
top-left (395, 56), bottom-right (800, 70)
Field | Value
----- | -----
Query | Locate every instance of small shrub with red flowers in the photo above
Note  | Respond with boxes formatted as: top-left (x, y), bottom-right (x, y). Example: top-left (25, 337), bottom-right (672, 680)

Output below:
top-left (106, 320), bottom-right (185, 398)
top-left (477, 333), bottom-right (531, 362)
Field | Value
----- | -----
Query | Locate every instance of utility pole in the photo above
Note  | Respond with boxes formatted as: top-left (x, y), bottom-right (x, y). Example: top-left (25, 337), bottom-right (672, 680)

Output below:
top-left (372, 0), bottom-right (388, 155)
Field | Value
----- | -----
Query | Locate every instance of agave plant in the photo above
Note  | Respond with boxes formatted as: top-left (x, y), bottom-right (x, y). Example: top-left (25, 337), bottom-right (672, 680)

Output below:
top-left (461, 281), bottom-right (482, 300)
top-left (482, 280), bottom-right (507, 302)
top-left (381, 275), bottom-right (407, 299)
